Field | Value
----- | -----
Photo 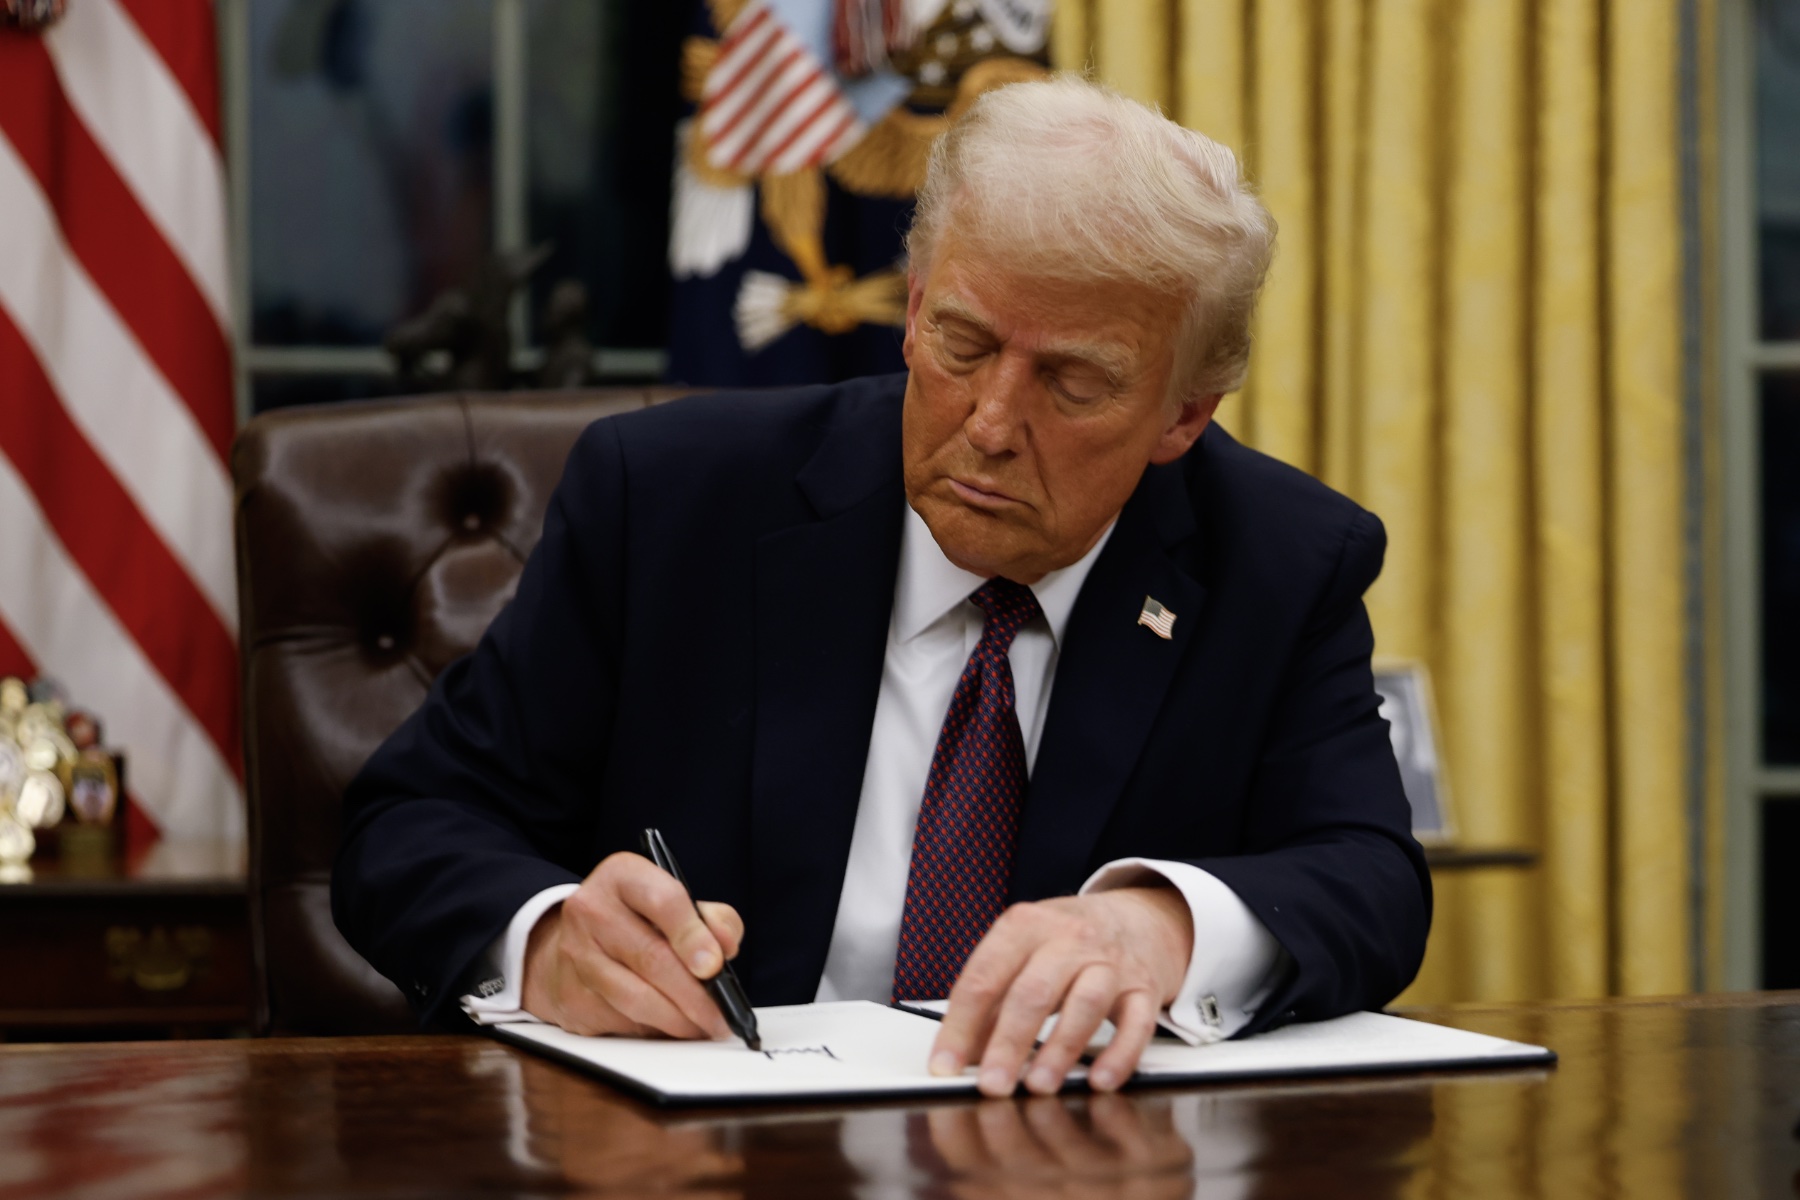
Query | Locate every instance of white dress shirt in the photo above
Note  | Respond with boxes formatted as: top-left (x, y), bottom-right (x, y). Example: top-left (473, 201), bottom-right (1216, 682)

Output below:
top-left (464, 506), bottom-right (1287, 1042)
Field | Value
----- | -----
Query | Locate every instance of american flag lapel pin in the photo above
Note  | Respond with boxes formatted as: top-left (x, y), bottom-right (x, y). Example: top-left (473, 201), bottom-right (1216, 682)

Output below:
top-left (1137, 596), bottom-right (1176, 639)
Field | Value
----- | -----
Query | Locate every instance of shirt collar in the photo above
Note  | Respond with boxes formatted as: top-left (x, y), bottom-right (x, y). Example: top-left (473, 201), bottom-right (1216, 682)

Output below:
top-left (893, 504), bottom-right (1116, 647)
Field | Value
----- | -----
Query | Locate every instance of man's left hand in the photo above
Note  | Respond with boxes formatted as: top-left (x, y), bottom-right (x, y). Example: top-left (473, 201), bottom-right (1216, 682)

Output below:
top-left (927, 886), bottom-right (1194, 1097)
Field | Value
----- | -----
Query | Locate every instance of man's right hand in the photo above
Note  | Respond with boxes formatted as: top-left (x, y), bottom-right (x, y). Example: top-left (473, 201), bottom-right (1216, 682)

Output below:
top-left (520, 851), bottom-right (744, 1039)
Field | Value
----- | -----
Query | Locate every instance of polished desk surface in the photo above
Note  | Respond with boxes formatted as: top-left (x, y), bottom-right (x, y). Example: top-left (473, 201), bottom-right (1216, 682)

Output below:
top-left (1, 992), bottom-right (1795, 1198)
top-left (0, 838), bottom-right (246, 895)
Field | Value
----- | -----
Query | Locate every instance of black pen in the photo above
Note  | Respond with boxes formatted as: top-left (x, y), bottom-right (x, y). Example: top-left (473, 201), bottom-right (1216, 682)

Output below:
top-left (639, 828), bottom-right (761, 1051)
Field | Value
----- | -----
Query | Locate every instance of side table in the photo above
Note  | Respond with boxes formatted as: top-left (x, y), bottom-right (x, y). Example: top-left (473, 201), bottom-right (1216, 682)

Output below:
top-left (0, 839), bottom-right (250, 1040)
top-left (1423, 846), bottom-right (1539, 869)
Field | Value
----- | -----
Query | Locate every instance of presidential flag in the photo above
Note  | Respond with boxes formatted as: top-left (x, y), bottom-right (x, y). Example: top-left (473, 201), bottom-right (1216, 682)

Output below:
top-left (667, 0), bottom-right (1053, 388)
top-left (0, 0), bottom-right (241, 843)
top-left (699, 3), bottom-right (868, 177)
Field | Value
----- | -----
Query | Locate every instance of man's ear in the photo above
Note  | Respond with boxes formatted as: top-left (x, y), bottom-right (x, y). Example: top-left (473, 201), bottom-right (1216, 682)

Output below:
top-left (902, 268), bottom-right (925, 365)
top-left (1148, 393), bottom-right (1223, 464)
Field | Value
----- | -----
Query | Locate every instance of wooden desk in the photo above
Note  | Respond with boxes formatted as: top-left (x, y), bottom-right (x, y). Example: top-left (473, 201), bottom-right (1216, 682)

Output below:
top-left (0, 993), bottom-right (1794, 1198)
top-left (0, 840), bottom-right (249, 1038)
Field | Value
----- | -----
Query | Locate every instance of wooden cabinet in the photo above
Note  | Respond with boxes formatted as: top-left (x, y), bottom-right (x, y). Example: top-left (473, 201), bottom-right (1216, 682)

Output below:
top-left (0, 840), bottom-right (249, 1038)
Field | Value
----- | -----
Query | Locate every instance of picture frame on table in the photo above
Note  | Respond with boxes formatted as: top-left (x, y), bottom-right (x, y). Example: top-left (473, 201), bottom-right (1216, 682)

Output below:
top-left (1372, 659), bottom-right (1455, 846)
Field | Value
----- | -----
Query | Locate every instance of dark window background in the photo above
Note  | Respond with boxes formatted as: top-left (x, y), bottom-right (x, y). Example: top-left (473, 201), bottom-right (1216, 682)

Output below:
top-left (524, 0), bottom-right (686, 350)
top-left (244, 0), bottom-right (683, 411)
top-left (1764, 385), bottom-right (1800, 988)
top-left (1759, 1), bottom-right (1800, 339)
top-left (249, 0), bottom-right (496, 347)
top-left (1760, 0), bottom-right (1800, 988)
top-left (1763, 377), bottom-right (1800, 765)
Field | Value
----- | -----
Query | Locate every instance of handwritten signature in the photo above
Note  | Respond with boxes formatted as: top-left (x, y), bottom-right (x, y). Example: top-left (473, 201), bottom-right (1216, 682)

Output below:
top-left (762, 1045), bottom-right (840, 1062)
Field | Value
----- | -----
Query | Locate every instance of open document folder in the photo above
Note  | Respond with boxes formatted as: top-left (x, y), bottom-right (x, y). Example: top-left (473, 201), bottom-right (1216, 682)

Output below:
top-left (488, 1001), bottom-right (1554, 1107)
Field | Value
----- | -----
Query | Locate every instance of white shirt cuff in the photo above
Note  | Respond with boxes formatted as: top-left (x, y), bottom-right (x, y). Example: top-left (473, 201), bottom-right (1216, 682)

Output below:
top-left (1079, 857), bottom-right (1289, 1045)
top-left (459, 882), bottom-right (580, 1026)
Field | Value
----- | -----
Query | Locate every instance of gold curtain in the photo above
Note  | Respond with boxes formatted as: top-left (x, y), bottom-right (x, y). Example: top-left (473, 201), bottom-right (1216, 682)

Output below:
top-left (1055, 0), bottom-right (1693, 1002)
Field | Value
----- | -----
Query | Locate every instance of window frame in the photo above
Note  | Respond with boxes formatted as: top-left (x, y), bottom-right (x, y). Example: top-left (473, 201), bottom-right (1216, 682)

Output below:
top-left (216, 0), bottom-right (668, 426)
top-left (1720, 0), bottom-right (1800, 989)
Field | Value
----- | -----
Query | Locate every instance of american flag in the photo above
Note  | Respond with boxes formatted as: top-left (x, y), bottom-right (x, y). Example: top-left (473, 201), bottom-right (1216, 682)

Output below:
top-left (699, 2), bottom-right (867, 177)
top-left (1138, 596), bottom-right (1177, 640)
top-left (0, 0), bottom-right (240, 843)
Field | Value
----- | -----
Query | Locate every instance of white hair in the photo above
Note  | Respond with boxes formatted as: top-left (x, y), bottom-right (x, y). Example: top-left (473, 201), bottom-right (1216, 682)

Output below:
top-left (906, 75), bottom-right (1276, 404)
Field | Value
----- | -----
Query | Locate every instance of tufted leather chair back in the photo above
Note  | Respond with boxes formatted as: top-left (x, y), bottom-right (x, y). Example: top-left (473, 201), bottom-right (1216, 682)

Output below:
top-left (233, 388), bottom-right (692, 1034)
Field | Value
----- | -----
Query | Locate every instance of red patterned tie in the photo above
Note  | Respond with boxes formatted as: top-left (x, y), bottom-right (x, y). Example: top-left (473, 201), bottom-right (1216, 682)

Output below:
top-left (892, 578), bottom-right (1043, 1000)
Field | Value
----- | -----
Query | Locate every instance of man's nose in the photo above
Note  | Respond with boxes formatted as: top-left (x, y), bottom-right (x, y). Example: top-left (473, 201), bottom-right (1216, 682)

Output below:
top-left (964, 356), bottom-right (1030, 457)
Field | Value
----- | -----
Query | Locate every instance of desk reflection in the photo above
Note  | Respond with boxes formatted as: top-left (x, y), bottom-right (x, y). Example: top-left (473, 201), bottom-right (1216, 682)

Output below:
top-left (0, 1044), bottom-right (248, 1197)
top-left (910, 1096), bottom-right (1196, 1199)
top-left (500, 1053), bottom-right (1436, 1199)
top-left (511, 1054), bottom-right (746, 1195)
top-left (3, 994), bottom-right (1794, 1198)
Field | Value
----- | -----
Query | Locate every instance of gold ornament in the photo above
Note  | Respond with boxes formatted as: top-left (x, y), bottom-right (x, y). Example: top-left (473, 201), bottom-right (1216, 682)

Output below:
top-left (0, 810), bottom-right (33, 866)
top-left (16, 770), bottom-right (63, 829)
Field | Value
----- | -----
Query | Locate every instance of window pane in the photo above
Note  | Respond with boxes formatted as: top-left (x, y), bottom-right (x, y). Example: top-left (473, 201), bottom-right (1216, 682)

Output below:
top-left (250, 0), bottom-right (495, 346)
top-left (1764, 374), bottom-right (1800, 763)
top-left (1759, 1), bottom-right (1800, 340)
top-left (524, 0), bottom-right (684, 350)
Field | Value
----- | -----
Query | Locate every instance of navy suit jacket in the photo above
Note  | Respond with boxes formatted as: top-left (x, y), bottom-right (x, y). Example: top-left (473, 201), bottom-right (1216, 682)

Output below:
top-left (333, 373), bottom-right (1431, 1029)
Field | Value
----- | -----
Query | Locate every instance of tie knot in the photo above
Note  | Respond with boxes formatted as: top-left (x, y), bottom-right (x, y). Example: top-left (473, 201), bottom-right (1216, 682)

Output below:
top-left (969, 578), bottom-right (1042, 650)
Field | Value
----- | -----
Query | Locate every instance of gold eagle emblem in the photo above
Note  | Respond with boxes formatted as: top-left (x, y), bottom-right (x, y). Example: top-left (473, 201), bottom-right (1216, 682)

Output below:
top-left (679, 0), bottom-right (1048, 345)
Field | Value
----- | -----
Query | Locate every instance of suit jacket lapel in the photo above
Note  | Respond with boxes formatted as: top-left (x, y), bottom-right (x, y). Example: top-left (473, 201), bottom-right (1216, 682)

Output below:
top-left (747, 385), bottom-right (905, 1004)
top-left (1012, 459), bottom-right (1207, 901)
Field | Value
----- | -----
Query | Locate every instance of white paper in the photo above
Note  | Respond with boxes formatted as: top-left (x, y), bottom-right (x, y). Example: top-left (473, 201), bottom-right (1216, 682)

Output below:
top-left (898, 997), bottom-right (1122, 1049)
top-left (1131, 1009), bottom-right (1547, 1079)
top-left (497, 1002), bottom-right (975, 1102)
top-left (491, 1001), bottom-right (1553, 1105)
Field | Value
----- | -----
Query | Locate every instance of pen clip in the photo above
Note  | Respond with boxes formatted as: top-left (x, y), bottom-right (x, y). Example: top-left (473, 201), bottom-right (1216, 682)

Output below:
top-left (640, 827), bottom-right (692, 893)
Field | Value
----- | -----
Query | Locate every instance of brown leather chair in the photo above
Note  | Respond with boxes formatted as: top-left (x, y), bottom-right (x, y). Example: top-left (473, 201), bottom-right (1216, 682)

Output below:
top-left (233, 387), bottom-right (691, 1034)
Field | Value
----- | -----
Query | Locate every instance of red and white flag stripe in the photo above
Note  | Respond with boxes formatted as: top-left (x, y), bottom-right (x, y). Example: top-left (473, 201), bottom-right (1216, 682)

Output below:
top-left (700, 2), bottom-right (866, 177)
top-left (0, 0), bottom-right (240, 842)
top-left (43, 0), bottom-right (232, 329)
